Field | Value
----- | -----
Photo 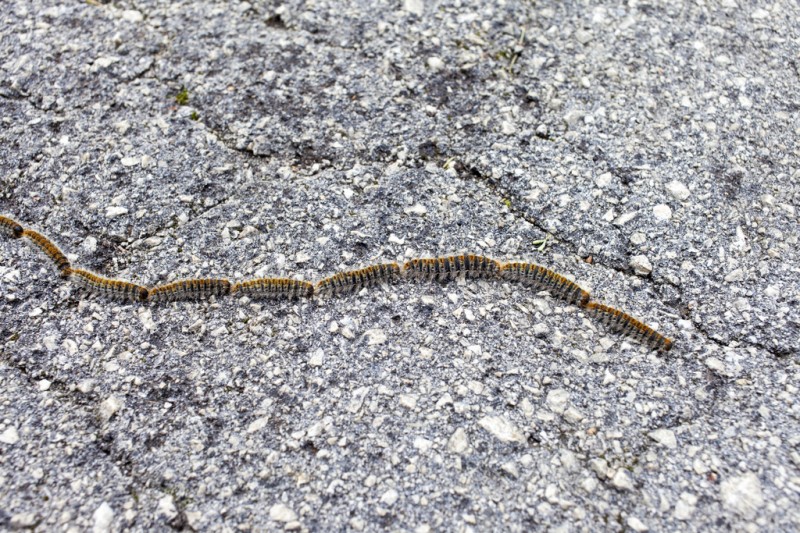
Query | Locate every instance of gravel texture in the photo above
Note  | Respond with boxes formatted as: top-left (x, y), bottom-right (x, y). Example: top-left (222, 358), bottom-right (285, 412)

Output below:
top-left (1, 1), bottom-right (798, 531)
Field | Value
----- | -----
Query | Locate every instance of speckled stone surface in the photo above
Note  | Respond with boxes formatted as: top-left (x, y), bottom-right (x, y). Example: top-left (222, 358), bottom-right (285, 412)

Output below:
top-left (1, 1), bottom-right (798, 531)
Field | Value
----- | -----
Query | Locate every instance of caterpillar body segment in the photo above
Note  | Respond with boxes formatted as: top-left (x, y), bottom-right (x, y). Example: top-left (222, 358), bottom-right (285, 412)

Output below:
top-left (500, 262), bottom-right (590, 306)
top-left (0, 215), bottom-right (24, 239)
top-left (402, 254), bottom-right (501, 282)
top-left (585, 302), bottom-right (673, 352)
top-left (69, 268), bottom-right (149, 302)
top-left (315, 262), bottom-right (401, 296)
top-left (22, 229), bottom-right (71, 276)
top-left (148, 278), bottom-right (232, 303)
top-left (232, 278), bottom-right (314, 299)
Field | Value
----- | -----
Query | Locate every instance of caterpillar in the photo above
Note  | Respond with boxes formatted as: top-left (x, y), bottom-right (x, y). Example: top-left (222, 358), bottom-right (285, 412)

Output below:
top-left (232, 277), bottom-right (314, 299)
top-left (0, 215), bottom-right (24, 239)
top-left (69, 268), bottom-right (149, 302)
top-left (500, 262), bottom-right (590, 306)
top-left (585, 302), bottom-right (673, 351)
top-left (148, 278), bottom-right (232, 303)
top-left (402, 254), bottom-right (501, 282)
top-left (22, 229), bottom-right (71, 277)
top-left (315, 263), bottom-right (401, 296)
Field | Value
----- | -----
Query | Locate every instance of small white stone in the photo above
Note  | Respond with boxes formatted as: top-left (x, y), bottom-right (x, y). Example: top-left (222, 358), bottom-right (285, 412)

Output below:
top-left (666, 180), bottom-right (690, 201)
top-left (11, 513), bottom-right (38, 529)
top-left (388, 233), bottom-right (404, 245)
top-left (158, 495), bottom-right (178, 520)
top-left (38, 379), bottom-right (51, 391)
top-left (705, 357), bottom-right (726, 373)
top-left (613, 211), bottom-right (638, 226)
top-left (630, 232), bottom-right (646, 245)
top-left (381, 488), bottom-right (400, 506)
top-left (630, 255), bottom-right (653, 276)
top-left (648, 429), bottom-right (677, 449)
top-left (0, 426), bottom-right (20, 445)
top-left (751, 8), bottom-right (769, 19)
top-left (402, 0), bottom-right (424, 16)
top-left (340, 327), bottom-right (355, 340)
top-left (364, 329), bottom-right (386, 346)
top-left (120, 156), bottom-right (139, 167)
top-left (413, 436), bottom-right (432, 453)
top-left (294, 252), bottom-right (311, 263)
top-left (94, 56), bottom-right (118, 69)
top-left (82, 236), bottom-right (98, 254)
top-left (478, 415), bottom-right (526, 444)
top-left (546, 389), bottom-right (570, 414)
top-left (138, 308), bottom-right (155, 332)
top-left (426, 57), bottom-right (445, 71)
top-left (501, 121), bottom-right (517, 135)
top-left (399, 394), bottom-right (418, 409)
top-left (448, 428), bottom-right (469, 454)
top-left (99, 396), bottom-right (123, 421)
top-left (724, 268), bottom-right (745, 282)
top-left (627, 516), bottom-right (648, 532)
top-left (121, 9), bottom-right (144, 22)
top-left (269, 504), bottom-right (297, 523)
top-left (653, 204), bottom-right (672, 221)
top-left (308, 349), bottom-right (324, 367)
top-left (404, 203), bottom-right (428, 215)
top-left (611, 470), bottom-right (635, 491)
top-left (674, 493), bottom-right (697, 520)
top-left (720, 472), bottom-right (764, 519)
top-left (92, 502), bottom-right (114, 533)
top-left (595, 172), bottom-right (612, 188)
top-left (106, 206), bottom-right (129, 218)
top-left (247, 416), bottom-right (269, 433)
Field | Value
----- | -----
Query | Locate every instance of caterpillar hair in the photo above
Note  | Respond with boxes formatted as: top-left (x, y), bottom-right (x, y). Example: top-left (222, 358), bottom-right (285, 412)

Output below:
top-left (0, 215), bottom-right (24, 239)
top-left (232, 278), bottom-right (314, 300)
top-left (22, 228), bottom-right (71, 277)
top-left (148, 278), bottom-right (232, 303)
top-left (585, 302), bottom-right (673, 352)
top-left (315, 263), bottom-right (401, 296)
top-left (402, 254), bottom-right (501, 282)
top-left (69, 268), bottom-right (149, 302)
top-left (500, 262), bottom-right (590, 306)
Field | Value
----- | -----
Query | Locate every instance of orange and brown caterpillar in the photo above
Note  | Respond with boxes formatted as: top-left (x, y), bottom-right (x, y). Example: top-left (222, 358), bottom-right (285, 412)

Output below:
top-left (500, 262), bottom-right (590, 306)
top-left (0, 215), bottom-right (24, 239)
top-left (316, 263), bottom-right (401, 296)
top-left (22, 228), bottom-right (71, 277)
top-left (585, 302), bottom-right (673, 351)
top-left (403, 254), bottom-right (501, 281)
top-left (148, 278), bottom-right (231, 303)
top-left (69, 268), bottom-right (149, 302)
top-left (232, 278), bottom-right (314, 299)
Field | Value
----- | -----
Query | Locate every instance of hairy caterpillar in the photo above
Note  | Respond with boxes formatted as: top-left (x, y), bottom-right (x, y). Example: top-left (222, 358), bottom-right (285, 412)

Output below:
top-left (500, 262), bottom-right (590, 306)
top-left (0, 215), bottom-right (24, 239)
top-left (403, 254), bottom-right (501, 281)
top-left (148, 278), bottom-right (232, 303)
top-left (22, 229), bottom-right (71, 277)
top-left (585, 302), bottom-right (673, 351)
top-left (315, 263), bottom-right (401, 296)
top-left (69, 268), bottom-right (149, 302)
top-left (232, 278), bottom-right (314, 299)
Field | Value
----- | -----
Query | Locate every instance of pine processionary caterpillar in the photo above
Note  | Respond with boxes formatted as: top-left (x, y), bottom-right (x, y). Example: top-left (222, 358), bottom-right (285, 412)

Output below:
top-left (315, 263), bottom-right (401, 296)
top-left (402, 254), bottom-right (501, 282)
top-left (22, 228), bottom-right (71, 277)
top-left (500, 262), bottom-right (590, 306)
top-left (232, 278), bottom-right (314, 299)
top-left (0, 215), bottom-right (24, 239)
top-left (69, 268), bottom-right (149, 302)
top-left (148, 278), bottom-right (232, 303)
top-left (585, 302), bottom-right (673, 352)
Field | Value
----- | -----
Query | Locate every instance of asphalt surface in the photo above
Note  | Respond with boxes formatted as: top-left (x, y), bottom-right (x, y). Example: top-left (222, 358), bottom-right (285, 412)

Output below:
top-left (1, 1), bottom-right (798, 531)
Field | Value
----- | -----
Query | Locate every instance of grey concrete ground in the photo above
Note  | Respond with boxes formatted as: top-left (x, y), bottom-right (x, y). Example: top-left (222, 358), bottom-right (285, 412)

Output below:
top-left (1, 0), bottom-right (798, 531)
